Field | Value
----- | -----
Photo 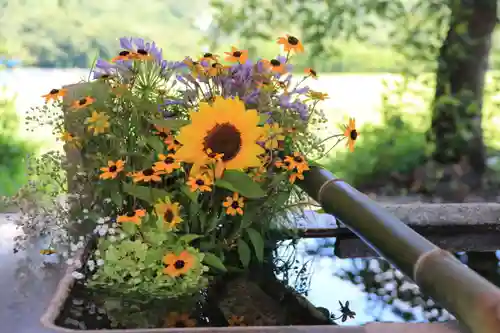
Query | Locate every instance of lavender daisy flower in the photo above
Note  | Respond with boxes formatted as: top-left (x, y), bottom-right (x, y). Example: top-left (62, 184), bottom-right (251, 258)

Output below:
top-left (243, 89), bottom-right (260, 104)
top-left (293, 86), bottom-right (310, 95)
top-left (290, 101), bottom-right (309, 121)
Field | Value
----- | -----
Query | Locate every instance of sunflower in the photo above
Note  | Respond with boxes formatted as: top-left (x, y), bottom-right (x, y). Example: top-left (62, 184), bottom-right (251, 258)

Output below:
top-left (277, 34), bottom-right (305, 53)
top-left (186, 173), bottom-right (213, 192)
top-left (155, 201), bottom-right (183, 228)
top-left (228, 315), bottom-right (247, 327)
top-left (262, 58), bottom-right (288, 75)
top-left (224, 47), bottom-right (248, 64)
top-left (304, 67), bottom-right (318, 79)
top-left (154, 154), bottom-right (181, 174)
top-left (99, 160), bottom-right (125, 180)
top-left (117, 209), bottom-right (146, 225)
top-left (284, 152), bottom-right (309, 174)
top-left (174, 96), bottom-right (265, 178)
top-left (42, 88), bottom-right (67, 103)
top-left (85, 111), bottom-right (110, 135)
top-left (163, 250), bottom-right (195, 277)
top-left (223, 192), bottom-right (245, 216)
top-left (289, 172), bottom-right (305, 184)
top-left (60, 131), bottom-right (81, 149)
top-left (262, 123), bottom-right (286, 150)
top-left (111, 50), bottom-right (134, 62)
top-left (129, 168), bottom-right (165, 183)
top-left (70, 96), bottom-right (95, 110)
top-left (343, 118), bottom-right (359, 152)
top-left (163, 312), bottom-right (196, 328)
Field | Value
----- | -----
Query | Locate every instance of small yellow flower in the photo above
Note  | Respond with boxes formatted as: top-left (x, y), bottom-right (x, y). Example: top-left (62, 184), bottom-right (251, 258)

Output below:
top-left (223, 192), bottom-right (245, 216)
top-left (85, 111), bottom-right (110, 135)
top-left (71, 96), bottom-right (95, 110)
top-left (343, 118), bottom-right (359, 152)
top-left (42, 88), bottom-right (67, 104)
top-left (186, 174), bottom-right (213, 192)
top-left (284, 152), bottom-right (309, 174)
top-left (59, 131), bottom-right (81, 149)
top-left (228, 315), bottom-right (247, 326)
top-left (155, 201), bottom-right (183, 228)
top-left (306, 91), bottom-right (329, 101)
top-left (262, 123), bottom-right (285, 150)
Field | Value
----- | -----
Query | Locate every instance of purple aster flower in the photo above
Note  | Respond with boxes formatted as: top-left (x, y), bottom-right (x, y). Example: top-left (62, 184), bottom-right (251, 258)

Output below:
top-left (118, 36), bottom-right (163, 64)
top-left (243, 89), bottom-right (260, 104)
top-left (293, 86), bottom-right (310, 95)
top-left (290, 101), bottom-right (309, 121)
top-left (92, 59), bottom-right (132, 80)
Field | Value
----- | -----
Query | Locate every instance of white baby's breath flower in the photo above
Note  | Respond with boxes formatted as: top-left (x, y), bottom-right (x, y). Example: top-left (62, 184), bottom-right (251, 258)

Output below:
top-left (82, 209), bottom-right (89, 214)
top-left (87, 260), bottom-right (95, 271)
top-left (97, 259), bottom-right (105, 266)
top-left (108, 235), bottom-right (117, 242)
top-left (103, 198), bottom-right (112, 204)
top-left (71, 271), bottom-right (85, 280)
top-left (108, 227), bottom-right (116, 235)
top-left (94, 250), bottom-right (101, 257)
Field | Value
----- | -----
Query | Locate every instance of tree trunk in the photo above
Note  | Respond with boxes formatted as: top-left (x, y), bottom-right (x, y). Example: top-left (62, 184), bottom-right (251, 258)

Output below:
top-left (429, 0), bottom-right (497, 178)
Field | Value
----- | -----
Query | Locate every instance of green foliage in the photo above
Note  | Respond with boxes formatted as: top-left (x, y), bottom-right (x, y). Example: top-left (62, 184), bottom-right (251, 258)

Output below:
top-left (88, 218), bottom-right (209, 298)
top-left (324, 114), bottom-right (428, 187)
top-left (0, 95), bottom-right (37, 196)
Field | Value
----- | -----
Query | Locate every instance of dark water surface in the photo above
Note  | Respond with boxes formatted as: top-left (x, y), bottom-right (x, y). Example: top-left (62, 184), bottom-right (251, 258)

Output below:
top-left (53, 232), bottom-right (500, 329)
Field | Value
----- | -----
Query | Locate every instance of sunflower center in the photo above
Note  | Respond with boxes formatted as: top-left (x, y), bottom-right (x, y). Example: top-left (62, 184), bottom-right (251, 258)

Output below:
top-left (119, 50), bottom-right (130, 56)
top-left (293, 155), bottom-right (304, 163)
top-left (109, 165), bottom-right (117, 172)
top-left (350, 130), bottom-right (358, 140)
top-left (78, 98), bottom-right (87, 105)
top-left (164, 156), bottom-right (175, 164)
top-left (49, 89), bottom-right (59, 94)
top-left (203, 123), bottom-right (242, 162)
top-left (231, 201), bottom-right (240, 209)
top-left (126, 211), bottom-right (136, 217)
top-left (137, 49), bottom-right (148, 55)
top-left (164, 209), bottom-right (174, 222)
top-left (233, 51), bottom-right (242, 57)
top-left (143, 168), bottom-right (155, 176)
top-left (174, 260), bottom-right (185, 269)
top-left (270, 59), bottom-right (281, 67)
top-left (195, 179), bottom-right (205, 186)
top-left (287, 36), bottom-right (299, 45)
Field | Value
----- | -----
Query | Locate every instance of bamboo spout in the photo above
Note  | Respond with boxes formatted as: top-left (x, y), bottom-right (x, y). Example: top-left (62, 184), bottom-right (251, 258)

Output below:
top-left (298, 166), bottom-right (500, 333)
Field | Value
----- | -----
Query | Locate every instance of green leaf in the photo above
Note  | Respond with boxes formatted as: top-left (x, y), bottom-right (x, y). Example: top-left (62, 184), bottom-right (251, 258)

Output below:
top-left (121, 221), bottom-right (137, 235)
top-left (202, 252), bottom-right (227, 272)
top-left (149, 118), bottom-right (190, 130)
top-left (146, 136), bottom-right (165, 152)
top-left (237, 239), bottom-right (251, 268)
top-left (315, 208), bottom-right (326, 214)
top-left (110, 191), bottom-right (123, 208)
top-left (258, 113), bottom-right (270, 125)
top-left (245, 228), bottom-right (264, 262)
top-left (179, 234), bottom-right (202, 244)
top-left (274, 191), bottom-right (290, 207)
top-left (122, 183), bottom-right (170, 204)
top-left (180, 185), bottom-right (198, 202)
top-left (216, 170), bottom-right (266, 198)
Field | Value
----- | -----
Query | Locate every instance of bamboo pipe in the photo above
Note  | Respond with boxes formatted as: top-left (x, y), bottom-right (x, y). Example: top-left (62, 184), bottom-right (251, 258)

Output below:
top-left (298, 166), bottom-right (500, 333)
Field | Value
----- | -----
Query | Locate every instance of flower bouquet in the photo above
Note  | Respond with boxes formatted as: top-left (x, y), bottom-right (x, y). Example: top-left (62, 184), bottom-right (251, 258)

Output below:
top-left (32, 35), bottom-right (359, 329)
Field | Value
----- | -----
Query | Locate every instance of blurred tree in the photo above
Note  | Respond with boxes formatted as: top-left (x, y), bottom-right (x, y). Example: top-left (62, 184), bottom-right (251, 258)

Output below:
top-left (210, 0), bottom-right (498, 180)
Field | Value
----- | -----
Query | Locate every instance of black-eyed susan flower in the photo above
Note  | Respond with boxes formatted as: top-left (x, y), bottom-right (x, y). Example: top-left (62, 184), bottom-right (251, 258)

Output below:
top-left (200, 52), bottom-right (219, 63)
top-left (289, 171), bottom-right (305, 184)
top-left (224, 47), bottom-right (248, 64)
top-left (70, 96), bottom-right (95, 110)
top-left (152, 125), bottom-right (170, 142)
top-left (163, 250), bottom-right (195, 277)
top-left (174, 96), bottom-right (265, 177)
top-left (163, 312), bottom-right (196, 328)
top-left (343, 118), bottom-right (359, 152)
top-left (304, 67), bottom-right (318, 79)
top-left (207, 62), bottom-right (225, 77)
top-left (262, 57), bottom-right (288, 75)
top-left (223, 192), bottom-right (244, 216)
top-left (99, 160), bottom-right (125, 180)
top-left (117, 209), bottom-right (146, 225)
top-left (41, 88), bottom-right (67, 104)
top-left (111, 50), bottom-right (134, 62)
top-left (85, 111), bottom-right (110, 135)
top-left (129, 168), bottom-right (165, 183)
top-left (274, 158), bottom-right (291, 170)
top-left (153, 154), bottom-right (181, 174)
top-left (277, 34), bottom-right (305, 53)
top-left (155, 201), bottom-right (183, 228)
top-left (262, 123), bottom-right (286, 150)
top-left (60, 131), bottom-right (81, 149)
top-left (284, 152), bottom-right (310, 174)
top-left (165, 134), bottom-right (182, 152)
top-left (186, 174), bottom-right (213, 192)
top-left (183, 57), bottom-right (205, 77)
top-left (228, 315), bottom-right (247, 326)
top-left (306, 90), bottom-right (329, 101)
